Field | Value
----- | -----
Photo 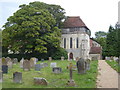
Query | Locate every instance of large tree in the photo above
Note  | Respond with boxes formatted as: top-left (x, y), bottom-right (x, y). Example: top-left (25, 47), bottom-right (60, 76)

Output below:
top-left (2, 1), bottom-right (65, 55)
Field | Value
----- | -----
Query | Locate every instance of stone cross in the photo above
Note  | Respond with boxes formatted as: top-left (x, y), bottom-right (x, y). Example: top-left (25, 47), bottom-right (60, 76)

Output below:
top-left (69, 63), bottom-right (73, 80)
top-left (67, 62), bottom-right (75, 86)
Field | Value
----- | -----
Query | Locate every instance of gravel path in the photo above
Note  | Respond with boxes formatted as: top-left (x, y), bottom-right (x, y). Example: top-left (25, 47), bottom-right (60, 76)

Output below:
top-left (96, 60), bottom-right (118, 88)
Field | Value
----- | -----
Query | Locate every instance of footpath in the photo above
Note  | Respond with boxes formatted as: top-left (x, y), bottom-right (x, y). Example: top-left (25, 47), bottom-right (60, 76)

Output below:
top-left (96, 60), bottom-right (119, 89)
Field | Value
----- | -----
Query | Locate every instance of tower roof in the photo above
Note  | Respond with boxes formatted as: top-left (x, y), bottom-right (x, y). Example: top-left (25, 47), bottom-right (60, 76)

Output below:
top-left (63, 16), bottom-right (87, 28)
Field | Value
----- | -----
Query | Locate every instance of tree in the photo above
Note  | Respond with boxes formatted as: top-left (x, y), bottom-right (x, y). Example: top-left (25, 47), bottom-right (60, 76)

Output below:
top-left (106, 26), bottom-right (118, 56)
top-left (94, 31), bottom-right (107, 58)
top-left (2, 1), bottom-right (65, 55)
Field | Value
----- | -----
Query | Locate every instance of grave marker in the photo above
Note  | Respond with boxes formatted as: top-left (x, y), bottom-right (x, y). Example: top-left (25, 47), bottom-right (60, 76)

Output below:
top-left (23, 60), bottom-right (30, 71)
top-left (34, 77), bottom-right (48, 85)
top-left (52, 67), bottom-right (62, 73)
top-left (2, 65), bottom-right (8, 74)
top-left (13, 72), bottom-right (22, 83)
top-left (50, 62), bottom-right (57, 68)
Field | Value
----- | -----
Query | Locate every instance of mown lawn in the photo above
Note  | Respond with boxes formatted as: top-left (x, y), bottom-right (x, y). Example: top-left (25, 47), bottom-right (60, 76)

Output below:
top-left (2, 60), bottom-right (98, 88)
top-left (106, 60), bottom-right (120, 73)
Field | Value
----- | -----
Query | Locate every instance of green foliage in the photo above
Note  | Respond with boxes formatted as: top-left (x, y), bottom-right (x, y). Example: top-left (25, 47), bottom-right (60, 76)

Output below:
top-left (106, 26), bottom-right (119, 56)
top-left (51, 47), bottom-right (68, 60)
top-left (2, 1), bottom-right (66, 55)
top-left (95, 31), bottom-right (107, 38)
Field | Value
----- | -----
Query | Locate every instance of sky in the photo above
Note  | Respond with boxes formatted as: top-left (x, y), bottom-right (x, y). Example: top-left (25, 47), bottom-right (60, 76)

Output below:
top-left (0, 0), bottom-right (119, 37)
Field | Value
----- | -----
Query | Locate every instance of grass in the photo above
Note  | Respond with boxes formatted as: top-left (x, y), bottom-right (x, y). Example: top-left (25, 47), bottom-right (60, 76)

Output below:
top-left (2, 60), bottom-right (98, 88)
top-left (106, 60), bottom-right (120, 73)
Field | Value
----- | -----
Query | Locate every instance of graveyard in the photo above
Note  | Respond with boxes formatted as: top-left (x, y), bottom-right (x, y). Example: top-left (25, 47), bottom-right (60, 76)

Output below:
top-left (1, 58), bottom-right (98, 88)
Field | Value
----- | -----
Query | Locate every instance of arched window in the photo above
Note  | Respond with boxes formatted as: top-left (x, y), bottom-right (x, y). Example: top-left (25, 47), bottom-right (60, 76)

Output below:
top-left (70, 37), bottom-right (72, 48)
top-left (64, 38), bottom-right (66, 48)
top-left (76, 37), bottom-right (79, 48)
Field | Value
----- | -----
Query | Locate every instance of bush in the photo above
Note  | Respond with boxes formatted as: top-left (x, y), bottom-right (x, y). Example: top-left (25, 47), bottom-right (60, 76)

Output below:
top-left (51, 47), bottom-right (68, 60)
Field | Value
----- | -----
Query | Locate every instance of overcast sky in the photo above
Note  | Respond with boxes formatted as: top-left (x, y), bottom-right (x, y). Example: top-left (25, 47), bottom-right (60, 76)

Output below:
top-left (0, 0), bottom-right (119, 37)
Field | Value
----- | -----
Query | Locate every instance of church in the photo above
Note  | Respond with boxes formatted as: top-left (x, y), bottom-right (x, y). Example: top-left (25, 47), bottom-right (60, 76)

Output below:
top-left (60, 16), bottom-right (102, 60)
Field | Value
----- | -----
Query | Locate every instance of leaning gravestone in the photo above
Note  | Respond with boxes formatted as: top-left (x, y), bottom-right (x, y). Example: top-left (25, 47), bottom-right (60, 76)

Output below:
top-left (23, 60), bottom-right (30, 71)
top-left (2, 65), bottom-right (8, 74)
top-left (35, 64), bottom-right (41, 71)
top-left (13, 72), bottom-right (22, 83)
top-left (34, 77), bottom-right (48, 85)
top-left (52, 67), bottom-right (62, 73)
top-left (50, 62), bottom-right (57, 68)
top-left (76, 58), bottom-right (86, 74)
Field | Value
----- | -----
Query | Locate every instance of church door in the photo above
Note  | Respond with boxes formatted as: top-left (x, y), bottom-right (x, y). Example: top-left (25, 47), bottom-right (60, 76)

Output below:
top-left (69, 53), bottom-right (73, 60)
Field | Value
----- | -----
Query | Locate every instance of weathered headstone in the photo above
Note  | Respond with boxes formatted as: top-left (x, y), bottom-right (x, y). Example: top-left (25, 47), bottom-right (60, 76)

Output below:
top-left (13, 58), bottom-right (18, 64)
top-left (50, 62), bottom-right (57, 68)
top-left (52, 67), bottom-right (62, 73)
top-left (6, 57), bottom-right (11, 62)
top-left (41, 59), bottom-right (44, 62)
top-left (2, 65), bottom-right (8, 74)
top-left (40, 63), bottom-right (44, 68)
top-left (13, 72), bottom-right (22, 83)
top-left (30, 58), bottom-right (35, 68)
top-left (76, 58), bottom-right (86, 74)
top-left (61, 56), bottom-right (64, 61)
top-left (7, 60), bottom-right (13, 68)
top-left (35, 64), bottom-right (41, 71)
top-left (2, 57), bottom-right (7, 65)
top-left (20, 58), bottom-right (24, 68)
top-left (67, 63), bottom-right (75, 86)
top-left (34, 77), bottom-right (48, 85)
top-left (23, 60), bottom-right (30, 71)
top-left (49, 57), bottom-right (52, 61)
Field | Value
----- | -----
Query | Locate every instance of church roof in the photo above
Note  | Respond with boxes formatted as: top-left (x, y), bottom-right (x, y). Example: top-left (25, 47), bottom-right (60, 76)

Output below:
top-left (63, 16), bottom-right (87, 28)
top-left (89, 47), bottom-right (102, 54)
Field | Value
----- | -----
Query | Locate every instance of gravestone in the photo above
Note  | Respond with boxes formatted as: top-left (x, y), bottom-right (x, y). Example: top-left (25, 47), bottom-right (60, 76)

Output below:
top-left (13, 58), bottom-right (18, 64)
top-left (41, 59), bottom-right (44, 62)
top-left (7, 60), bottom-right (13, 69)
top-left (20, 58), bottom-right (24, 68)
top-left (40, 63), bottom-right (44, 68)
top-left (52, 67), bottom-right (62, 73)
top-left (49, 57), bottom-right (52, 61)
top-left (0, 71), bottom-right (2, 82)
top-left (85, 59), bottom-right (90, 70)
top-left (23, 60), bottom-right (30, 71)
top-left (13, 72), bottom-right (22, 83)
top-left (30, 58), bottom-right (35, 68)
top-left (35, 64), bottom-right (41, 71)
top-left (50, 62), bottom-right (57, 68)
top-left (67, 63), bottom-right (75, 86)
top-left (2, 57), bottom-right (7, 65)
top-left (34, 77), bottom-right (48, 85)
top-left (76, 58), bottom-right (86, 74)
top-left (6, 57), bottom-right (11, 62)
top-left (2, 65), bottom-right (8, 74)
top-left (61, 56), bottom-right (64, 61)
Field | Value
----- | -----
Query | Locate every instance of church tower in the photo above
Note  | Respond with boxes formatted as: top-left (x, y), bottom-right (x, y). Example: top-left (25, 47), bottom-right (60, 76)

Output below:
top-left (60, 16), bottom-right (91, 60)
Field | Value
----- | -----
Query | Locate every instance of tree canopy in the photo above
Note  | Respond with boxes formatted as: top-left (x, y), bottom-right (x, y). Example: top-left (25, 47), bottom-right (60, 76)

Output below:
top-left (2, 1), bottom-right (66, 58)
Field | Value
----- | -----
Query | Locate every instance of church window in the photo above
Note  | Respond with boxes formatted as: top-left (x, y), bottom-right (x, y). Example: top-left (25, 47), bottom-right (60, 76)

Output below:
top-left (70, 37), bottom-right (72, 48)
top-left (64, 38), bottom-right (66, 48)
top-left (76, 37), bottom-right (79, 48)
